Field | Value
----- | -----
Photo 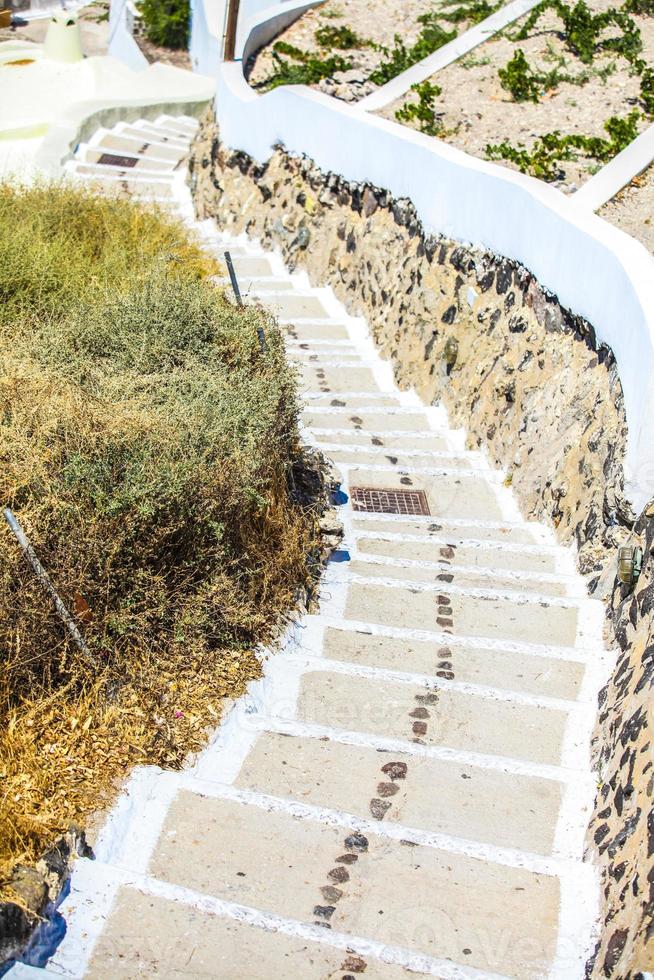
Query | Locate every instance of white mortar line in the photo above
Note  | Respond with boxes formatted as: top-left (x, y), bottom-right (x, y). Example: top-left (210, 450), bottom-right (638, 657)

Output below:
top-left (276, 650), bottom-right (583, 711)
top-left (326, 566), bottom-right (588, 610)
top-left (254, 715), bottom-right (592, 784)
top-left (352, 526), bottom-right (565, 555)
top-left (314, 440), bottom-right (485, 461)
top-left (114, 124), bottom-right (190, 150)
top-left (312, 616), bottom-right (595, 662)
top-left (332, 459), bottom-right (503, 479)
top-left (77, 142), bottom-right (179, 168)
top-left (573, 121), bottom-right (654, 211)
top-left (343, 549), bottom-right (583, 593)
top-left (357, 0), bottom-right (543, 110)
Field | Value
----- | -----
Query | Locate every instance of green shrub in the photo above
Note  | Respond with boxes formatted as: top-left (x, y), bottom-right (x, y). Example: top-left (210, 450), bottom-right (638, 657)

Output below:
top-left (499, 49), bottom-right (542, 101)
top-left (258, 40), bottom-right (352, 88)
top-left (0, 182), bottom-right (318, 882)
top-left (439, 0), bottom-right (500, 24)
top-left (640, 66), bottom-right (654, 113)
top-left (515, 0), bottom-right (641, 64)
top-left (486, 109), bottom-right (641, 179)
top-left (137, 0), bottom-right (190, 49)
top-left (314, 24), bottom-right (368, 48)
top-left (370, 17), bottom-right (457, 85)
top-left (395, 81), bottom-right (445, 135)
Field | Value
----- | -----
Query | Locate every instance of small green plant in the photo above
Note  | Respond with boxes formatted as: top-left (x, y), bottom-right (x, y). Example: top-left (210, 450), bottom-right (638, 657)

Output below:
top-left (498, 45), bottom-right (617, 101)
top-left (486, 109), bottom-right (641, 179)
top-left (395, 80), bottom-right (444, 135)
top-left (640, 66), bottom-right (654, 114)
top-left (514, 0), bottom-right (641, 65)
top-left (499, 48), bottom-right (541, 100)
top-left (370, 16), bottom-right (457, 85)
top-left (624, 0), bottom-right (654, 14)
top-left (439, 0), bottom-right (500, 24)
top-left (314, 24), bottom-right (368, 48)
top-left (137, 0), bottom-right (189, 49)
top-left (259, 40), bottom-right (352, 89)
top-left (459, 52), bottom-right (491, 67)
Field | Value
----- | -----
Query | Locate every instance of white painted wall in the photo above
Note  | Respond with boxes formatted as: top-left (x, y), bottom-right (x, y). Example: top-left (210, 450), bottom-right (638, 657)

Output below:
top-left (108, 0), bottom-right (148, 70)
top-left (189, 0), bottom-right (226, 75)
top-left (216, 63), bottom-right (654, 511)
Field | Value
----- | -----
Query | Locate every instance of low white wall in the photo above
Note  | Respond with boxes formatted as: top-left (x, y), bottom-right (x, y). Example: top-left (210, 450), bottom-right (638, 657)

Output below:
top-left (108, 0), bottom-right (148, 70)
top-left (189, 0), bottom-right (226, 75)
top-left (574, 122), bottom-right (654, 211)
top-left (216, 63), bottom-right (654, 511)
top-left (238, 0), bottom-right (323, 64)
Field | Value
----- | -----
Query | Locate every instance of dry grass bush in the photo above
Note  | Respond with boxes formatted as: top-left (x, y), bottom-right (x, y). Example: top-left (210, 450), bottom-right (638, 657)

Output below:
top-left (0, 183), bottom-right (318, 893)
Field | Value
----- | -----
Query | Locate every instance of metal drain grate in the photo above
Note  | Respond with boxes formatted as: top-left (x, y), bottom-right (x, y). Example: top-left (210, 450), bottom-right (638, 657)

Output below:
top-left (350, 487), bottom-right (430, 516)
top-left (97, 153), bottom-right (139, 168)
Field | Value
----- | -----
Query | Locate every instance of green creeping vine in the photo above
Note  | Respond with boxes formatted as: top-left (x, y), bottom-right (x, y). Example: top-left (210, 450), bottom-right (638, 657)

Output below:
top-left (513, 0), bottom-right (642, 64)
top-left (370, 16), bottom-right (457, 85)
top-left (259, 40), bottom-right (353, 89)
top-left (498, 0), bottom-right (654, 120)
top-left (313, 24), bottom-right (369, 48)
top-left (486, 109), bottom-right (641, 180)
top-left (370, 0), bottom-right (502, 85)
top-left (498, 46), bottom-right (616, 101)
top-left (395, 81), bottom-right (445, 135)
top-left (438, 0), bottom-right (500, 24)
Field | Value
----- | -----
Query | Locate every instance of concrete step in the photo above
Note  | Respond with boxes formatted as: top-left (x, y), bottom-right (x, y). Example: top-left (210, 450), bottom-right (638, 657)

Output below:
top-left (118, 122), bottom-right (189, 149)
top-left (317, 623), bottom-right (587, 699)
top-left (260, 292), bottom-right (333, 321)
top-left (93, 131), bottom-right (186, 163)
top-left (69, 173), bottom-right (175, 200)
top-left (235, 729), bottom-right (563, 856)
top-left (302, 409), bottom-right (433, 432)
top-left (341, 579), bottom-right (579, 647)
top-left (342, 468), bottom-right (504, 521)
top-left (70, 162), bottom-right (176, 182)
top-left (341, 555), bottom-right (571, 597)
top-left (284, 320), bottom-right (352, 342)
top-left (294, 669), bottom-right (569, 766)
top-left (355, 533), bottom-right (562, 574)
top-left (77, 145), bottom-right (177, 172)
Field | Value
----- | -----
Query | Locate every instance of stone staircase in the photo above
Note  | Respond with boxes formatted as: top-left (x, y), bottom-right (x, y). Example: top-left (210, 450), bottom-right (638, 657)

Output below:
top-left (17, 115), bottom-right (613, 979)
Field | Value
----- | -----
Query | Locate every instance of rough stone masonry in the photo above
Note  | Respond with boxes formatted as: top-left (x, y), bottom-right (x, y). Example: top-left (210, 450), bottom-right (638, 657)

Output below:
top-left (189, 110), bottom-right (653, 978)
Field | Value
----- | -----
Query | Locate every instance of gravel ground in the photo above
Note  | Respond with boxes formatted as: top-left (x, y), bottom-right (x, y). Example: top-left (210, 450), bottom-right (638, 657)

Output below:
top-left (380, 1), bottom-right (654, 191)
top-left (247, 0), bottom-right (492, 100)
top-left (599, 162), bottom-right (654, 252)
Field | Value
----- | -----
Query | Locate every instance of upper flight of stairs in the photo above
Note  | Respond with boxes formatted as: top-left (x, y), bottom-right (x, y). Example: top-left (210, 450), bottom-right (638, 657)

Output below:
top-left (14, 115), bottom-right (612, 980)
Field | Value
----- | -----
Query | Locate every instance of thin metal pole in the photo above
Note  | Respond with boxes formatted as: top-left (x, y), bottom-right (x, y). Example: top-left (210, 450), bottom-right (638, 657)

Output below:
top-left (223, 0), bottom-right (241, 61)
top-left (257, 327), bottom-right (267, 353)
top-left (224, 250), bottom-right (242, 307)
top-left (3, 507), bottom-right (94, 663)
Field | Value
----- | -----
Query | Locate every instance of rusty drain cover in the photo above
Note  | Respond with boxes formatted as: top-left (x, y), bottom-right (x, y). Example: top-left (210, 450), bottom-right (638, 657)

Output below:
top-left (350, 487), bottom-right (430, 516)
top-left (97, 153), bottom-right (139, 168)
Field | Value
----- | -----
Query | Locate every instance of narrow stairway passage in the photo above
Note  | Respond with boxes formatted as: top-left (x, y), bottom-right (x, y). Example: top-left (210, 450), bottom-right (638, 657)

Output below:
top-left (26, 115), bottom-right (614, 980)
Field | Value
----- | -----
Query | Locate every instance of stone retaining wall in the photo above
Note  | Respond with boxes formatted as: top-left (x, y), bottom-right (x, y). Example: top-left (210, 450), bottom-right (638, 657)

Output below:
top-left (586, 504), bottom-right (654, 978)
top-left (190, 112), bottom-right (632, 578)
top-left (189, 111), bottom-right (653, 976)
